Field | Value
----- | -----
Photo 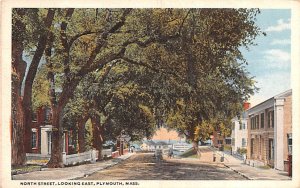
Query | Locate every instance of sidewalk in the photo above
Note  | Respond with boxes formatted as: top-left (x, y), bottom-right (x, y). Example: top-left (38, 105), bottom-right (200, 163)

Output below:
top-left (210, 148), bottom-right (292, 180)
top-left (12, 153), bottom-right (134, 180)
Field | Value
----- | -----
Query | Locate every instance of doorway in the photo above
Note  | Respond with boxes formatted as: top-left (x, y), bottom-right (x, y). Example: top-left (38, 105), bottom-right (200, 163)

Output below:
top-left (47, 132), bottom-right (52, 155)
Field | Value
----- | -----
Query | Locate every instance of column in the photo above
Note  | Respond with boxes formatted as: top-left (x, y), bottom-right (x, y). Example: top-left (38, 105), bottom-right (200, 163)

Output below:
top-left (274, 99), bottom-right (284, 170)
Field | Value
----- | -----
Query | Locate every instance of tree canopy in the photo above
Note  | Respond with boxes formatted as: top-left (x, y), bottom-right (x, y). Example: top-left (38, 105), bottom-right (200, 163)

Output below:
top-left (13, 8), bottom-right (264, 167)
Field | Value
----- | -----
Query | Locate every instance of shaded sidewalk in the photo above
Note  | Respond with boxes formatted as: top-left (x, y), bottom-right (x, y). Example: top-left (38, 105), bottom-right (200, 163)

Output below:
top-left (12, 153), bottom-right (134, 180)
top-left (207, 147), bottom-right (291, 180)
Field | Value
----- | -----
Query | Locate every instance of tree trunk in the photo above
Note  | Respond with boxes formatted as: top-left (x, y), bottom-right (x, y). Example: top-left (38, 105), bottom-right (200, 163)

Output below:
top-left (47, 106), bottom-right (64, 168)
top-left (192, 140), bottom-right (202, 158)
top-left (23, 105), bottom-right (33, 153)
top-left (91, 115), bottom-right (104, 161)
top-left (11, 73), bottom-right (26, 166)
top-left (22, 9), bottom-right (56, 153)
top-left (192, 140), bottom-right (199, 151)
top-left (11, 9), bottom-right (27, 166)
top-left (78, 116), bottom-right (89, 153)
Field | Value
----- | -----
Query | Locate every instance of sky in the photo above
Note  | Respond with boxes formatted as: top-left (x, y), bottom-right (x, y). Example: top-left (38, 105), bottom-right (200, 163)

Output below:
top-left (241, 9), bottom-right (291, 107)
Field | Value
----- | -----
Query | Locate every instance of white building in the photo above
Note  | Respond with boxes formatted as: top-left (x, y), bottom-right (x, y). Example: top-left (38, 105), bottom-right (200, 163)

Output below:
top-left (231, 102), bottom-right (251, 155)
top-left (231, 111), bottom-right (248, 154)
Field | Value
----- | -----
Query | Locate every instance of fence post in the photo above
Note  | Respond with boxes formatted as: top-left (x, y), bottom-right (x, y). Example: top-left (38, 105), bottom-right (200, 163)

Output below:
top-left (91, 149), bottom-right (97, 163)
top-left (62, 152), bottom-right (67, 165)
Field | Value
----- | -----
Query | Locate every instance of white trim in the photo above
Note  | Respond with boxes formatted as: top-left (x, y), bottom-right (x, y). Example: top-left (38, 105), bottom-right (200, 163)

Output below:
top-left (274, 98), bottom-right (285, 171)
top-left (274, 89), bottom-right (292, 99)
top-left (247, 99), bottom-right (274, 115)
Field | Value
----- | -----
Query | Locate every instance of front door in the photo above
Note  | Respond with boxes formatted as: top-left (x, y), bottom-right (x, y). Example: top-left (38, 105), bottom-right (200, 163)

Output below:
top-left (268, 138), bottom-right (274, 166)
top-left (250, 138), bottom-right (254, 157)
top-left (47, 132), bottom-right (52, 155)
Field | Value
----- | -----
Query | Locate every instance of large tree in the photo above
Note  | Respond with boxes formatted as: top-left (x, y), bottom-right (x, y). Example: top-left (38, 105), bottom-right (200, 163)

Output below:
top-left (13, 8), bottom-right (263, 167)
top-left (43, 8), bottom-right (189, 167)
top-left (12, 8), bottom-right (56, 165)
top-left (162, 9), bottom-right (263, 149)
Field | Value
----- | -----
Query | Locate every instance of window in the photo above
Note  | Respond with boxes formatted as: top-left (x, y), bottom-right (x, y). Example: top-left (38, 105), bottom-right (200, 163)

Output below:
top-left (217, 140), bottom-right (223, 145)
top-left (251, 138), bottom-right (254, 155)
top-left (45, 108), bottom-right (52, 122)
top-left (68, 130), bottom-right (73, 146)
top-left (232, 122), bottom-right (235, 130)
top-left (32, 112), bottom-right (37, 121)
top-left (268, 111), bottom-right (274, 128)
top-left (255, 115), bottom-right (259, 129)
top-left (242, 138), bottom-right (246, 147)
top-left (271, 111), bottom-right (274, 128)
top-left (288, 134), bottom-right (292, 155)
top-left (242, 123), bottom-right (246, 129)
top-left (251, 117), bottom-right (254, 130)
top-left (239, 123), bottom-right (242, 130)
top-left (31, 129), bottom-right (37, 149)
top-left (269, 139), bottom-right (274, 160)
top-left (225, 139), bottom-right (231, 145)
top-left (251, 115), bottom-right (259, 129)
top-left (231, 138), bottom-right (235, 146)
top-left (47, 132), bottom-right (52, 154)
top-left (261, 113), bottom-right (264, 128)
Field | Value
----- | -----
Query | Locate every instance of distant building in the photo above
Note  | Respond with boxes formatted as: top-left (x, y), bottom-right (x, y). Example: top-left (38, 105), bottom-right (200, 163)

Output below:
top-left (231, 102), bottom-right (250, 154)
top-left (211, 131), bottom-right (231, 148)
top-left (140, 140), bottom-right (170, 151)
top-left (141, 127), bottom-right (191, 152)
top-left (246, 89), bottom-right (292, 171)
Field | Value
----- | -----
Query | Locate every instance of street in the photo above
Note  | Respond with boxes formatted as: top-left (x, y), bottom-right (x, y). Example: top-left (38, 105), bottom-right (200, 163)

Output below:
top-left (81, 153), bottom-right (246, 180)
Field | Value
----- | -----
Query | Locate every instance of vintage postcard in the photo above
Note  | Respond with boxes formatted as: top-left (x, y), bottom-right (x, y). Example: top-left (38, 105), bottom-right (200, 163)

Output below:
top-left (1, 0), bottom-right (300, 188)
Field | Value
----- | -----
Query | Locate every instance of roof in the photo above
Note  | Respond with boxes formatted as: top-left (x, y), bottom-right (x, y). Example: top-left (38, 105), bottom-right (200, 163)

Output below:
top-left (274, 89), bottom-right (292, 99)
top-left (155, 141), bottom-right (168, 145)
top-left (247, 89), bottom-right (292, 114)
top-left (143, 140), bottom-right (169, 146)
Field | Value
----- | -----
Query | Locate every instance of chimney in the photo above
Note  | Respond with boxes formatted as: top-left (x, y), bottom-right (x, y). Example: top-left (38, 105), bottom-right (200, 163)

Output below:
top-left (243, 102), bottom-right (251, 111)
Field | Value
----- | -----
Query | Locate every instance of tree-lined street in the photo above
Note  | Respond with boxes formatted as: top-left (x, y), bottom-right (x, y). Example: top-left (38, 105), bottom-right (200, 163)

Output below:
top-left (12, 8), bottom-right (263, 169)
top-left (3, 2), bottom-right (296, 188)
top-left (82, 153), bottom-right (246, 180)
top-left (13, 147), bottom-right (290, 180)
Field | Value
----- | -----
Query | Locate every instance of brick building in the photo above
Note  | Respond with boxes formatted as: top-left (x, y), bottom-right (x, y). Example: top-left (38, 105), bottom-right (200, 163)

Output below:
top-left (246, 89), bottom-right (292, 171)
top-left (211, 131), bottom-right (232, 148)
top-left (29, 106), bottom-right (73, 155)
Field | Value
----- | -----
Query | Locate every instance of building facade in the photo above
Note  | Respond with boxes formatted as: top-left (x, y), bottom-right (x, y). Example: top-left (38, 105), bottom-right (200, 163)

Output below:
top-left (30, 106), bottom-right (73, 155)
top-left (231, 102), bottom-right (251, 154)
top-left (246, 89), bottom-right (292, 171)
top-left (211, 131), bottom-right (232, 148)
top-left (231, 112), bottom-right (248, 154)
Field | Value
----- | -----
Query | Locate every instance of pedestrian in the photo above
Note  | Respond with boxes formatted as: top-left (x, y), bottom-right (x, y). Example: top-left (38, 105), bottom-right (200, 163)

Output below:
top-left (168, 148), bottom-right (173, 159)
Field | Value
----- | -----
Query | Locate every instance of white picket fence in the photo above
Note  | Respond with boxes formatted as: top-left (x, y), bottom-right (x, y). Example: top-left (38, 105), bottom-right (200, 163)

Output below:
top-left (63, 149), bottom-right (99, 165)
top-left (102, 149), bottom-right (113, 157)
top-left (26, 153), bottom-right (51, 161)
top-left (173, 143), bottom-right (192, 152)
top-left (27, 149), bottom-right (112, 166)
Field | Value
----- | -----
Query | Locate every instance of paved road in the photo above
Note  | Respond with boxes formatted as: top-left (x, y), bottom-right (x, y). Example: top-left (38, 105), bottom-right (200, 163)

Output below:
top-left (81, 153), bottom-right (246, 180)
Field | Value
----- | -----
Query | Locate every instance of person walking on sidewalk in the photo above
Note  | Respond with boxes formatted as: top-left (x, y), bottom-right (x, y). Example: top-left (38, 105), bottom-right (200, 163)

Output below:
top-left (168, 148), bottom-right (173, 159)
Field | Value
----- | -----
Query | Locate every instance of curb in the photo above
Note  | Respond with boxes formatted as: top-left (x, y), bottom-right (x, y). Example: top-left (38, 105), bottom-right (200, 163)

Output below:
top-left (223, 164), bottom-right (253, 180)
